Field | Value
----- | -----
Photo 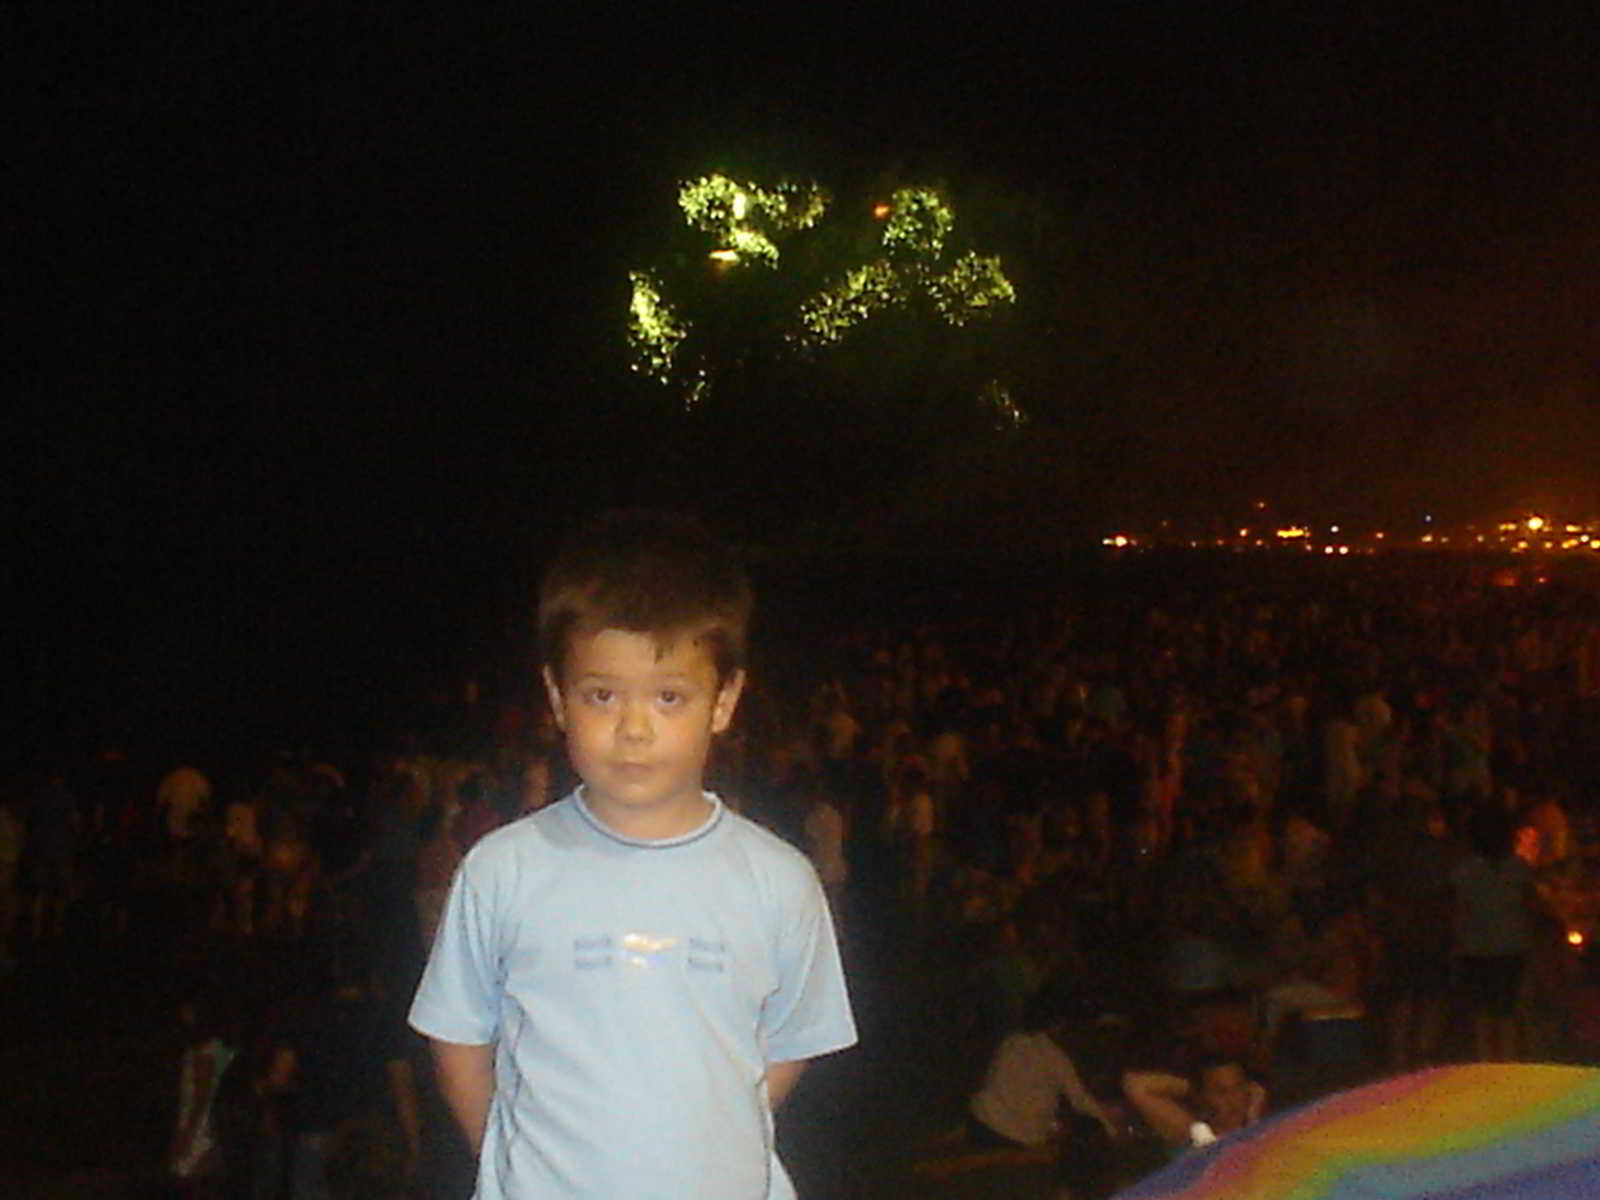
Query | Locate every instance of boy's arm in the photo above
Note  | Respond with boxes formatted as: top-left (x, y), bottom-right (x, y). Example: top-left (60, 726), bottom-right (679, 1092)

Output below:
top-left (431, 1038), bottom-right (496, 1154)
top-left (766, 1059), bottom-right (806, 1110)
top-left (758, 857), bottom-right (858, 1071)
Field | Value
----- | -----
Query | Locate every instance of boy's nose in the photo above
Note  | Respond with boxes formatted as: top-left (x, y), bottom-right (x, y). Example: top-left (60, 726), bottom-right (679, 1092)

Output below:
top-left (617, 700), bottom-right (653, 743)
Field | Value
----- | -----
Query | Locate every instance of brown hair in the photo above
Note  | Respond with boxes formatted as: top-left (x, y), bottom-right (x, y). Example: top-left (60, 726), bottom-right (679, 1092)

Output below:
top-left (538, 510), bottom-right (752, 682)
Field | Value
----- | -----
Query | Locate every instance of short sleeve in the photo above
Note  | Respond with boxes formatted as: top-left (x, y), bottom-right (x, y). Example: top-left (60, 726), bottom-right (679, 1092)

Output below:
top-left (408, 861), bottom-right (503, 1045)
top-left (759, 860), bottom-right (857, 1064)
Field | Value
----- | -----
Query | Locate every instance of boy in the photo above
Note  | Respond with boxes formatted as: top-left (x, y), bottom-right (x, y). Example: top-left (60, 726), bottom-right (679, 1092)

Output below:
top-left (409, 511), bottom-right (856, 1198)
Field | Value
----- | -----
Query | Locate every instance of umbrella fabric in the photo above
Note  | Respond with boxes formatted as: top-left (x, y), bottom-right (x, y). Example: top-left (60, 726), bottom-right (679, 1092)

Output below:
top-left (1114, 1064), bottom-right (1600, 1200)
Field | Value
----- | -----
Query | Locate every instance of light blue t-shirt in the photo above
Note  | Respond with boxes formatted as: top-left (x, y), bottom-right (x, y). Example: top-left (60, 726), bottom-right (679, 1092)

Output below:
top-left (409, 789), bottom-right (857, 1199)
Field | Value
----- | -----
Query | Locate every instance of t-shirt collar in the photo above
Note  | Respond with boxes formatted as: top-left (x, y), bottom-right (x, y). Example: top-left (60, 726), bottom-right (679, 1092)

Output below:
top-left (571, 785), bottom-right (724, 848)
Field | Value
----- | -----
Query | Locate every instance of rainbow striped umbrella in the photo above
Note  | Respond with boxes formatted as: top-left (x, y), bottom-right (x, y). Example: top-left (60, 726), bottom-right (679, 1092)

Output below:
top-left (1114, 1065), bottom-right (1600, 1199)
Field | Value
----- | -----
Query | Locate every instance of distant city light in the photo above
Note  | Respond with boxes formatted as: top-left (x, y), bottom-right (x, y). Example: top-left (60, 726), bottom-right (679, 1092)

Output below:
top-left (1527, 515), bottom-right (1547, 532)
top-left (1084, 513), bottom-right (1599, 558)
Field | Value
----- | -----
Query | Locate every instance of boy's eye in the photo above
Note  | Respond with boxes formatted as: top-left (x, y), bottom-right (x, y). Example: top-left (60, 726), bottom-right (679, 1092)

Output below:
top-left (658, 690), bottom-right (684, 707)
top-left (585, 687), bottom-right (614, 705)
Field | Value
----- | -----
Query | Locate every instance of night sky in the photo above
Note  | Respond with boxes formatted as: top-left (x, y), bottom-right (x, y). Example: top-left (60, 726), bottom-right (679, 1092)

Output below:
top-left (15, 4), bottom-right (1600, 754)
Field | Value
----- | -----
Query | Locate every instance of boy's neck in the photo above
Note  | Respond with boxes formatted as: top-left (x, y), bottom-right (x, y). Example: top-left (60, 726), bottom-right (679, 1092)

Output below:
top-left (582, 788), bottom-right (715, 842)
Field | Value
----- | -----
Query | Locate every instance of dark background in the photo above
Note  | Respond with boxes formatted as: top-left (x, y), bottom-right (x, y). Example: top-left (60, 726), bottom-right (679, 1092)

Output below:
top-left (13, 3), bottom-right (1600, 756)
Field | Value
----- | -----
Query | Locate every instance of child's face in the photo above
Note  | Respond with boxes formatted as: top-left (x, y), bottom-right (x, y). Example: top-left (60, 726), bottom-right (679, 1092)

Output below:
top-left (544, 628), bottom-right (743, 833)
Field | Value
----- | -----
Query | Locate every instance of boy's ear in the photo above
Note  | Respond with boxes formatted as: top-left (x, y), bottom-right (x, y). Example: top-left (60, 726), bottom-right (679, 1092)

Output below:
top-left (542, 666), bottom-right (567, 731)
top-left (711, 670), bottom-right (746, 734)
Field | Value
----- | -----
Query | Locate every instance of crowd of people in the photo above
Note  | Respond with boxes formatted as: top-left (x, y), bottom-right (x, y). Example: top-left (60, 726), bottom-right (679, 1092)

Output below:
top-left (2, 737), bottom-right (565, 1196)
top-left (787, 552), bottom-right (1600, 1193)
top-left (5, 550), bottom-right (1600, 1197)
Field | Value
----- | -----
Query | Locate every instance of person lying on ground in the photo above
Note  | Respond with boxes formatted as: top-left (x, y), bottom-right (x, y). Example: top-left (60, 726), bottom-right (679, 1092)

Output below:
top-left (1122, 1055), bottom-right (1264, 1151)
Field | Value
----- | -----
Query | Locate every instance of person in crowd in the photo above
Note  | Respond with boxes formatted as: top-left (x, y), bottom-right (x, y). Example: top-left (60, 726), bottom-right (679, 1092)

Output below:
top-left (409, 510), bottom-right (856, 1197)
top-left (1122, 1055), bottom-right (1265, 1152)
top-left (1322, 701), bottom-right (1364, 831)
top-left (1276, 804), bottom-right (1331, 930)
top-left (413, 798), bottom-right (461, 950)
top-left (208, 1000), bottom-right (288, 1200)
top-left (222, 787), bottom-right (265, 937)
top-left (1373, 802), bottom-right (1456, 1072)
top-left (927, 701), bottom-right (972, 818)
top-left (271, 958), bottom-right (421, 1199)
top-left (919, 990), bottom-right (1121, 1198)
top-left (883, 756), bottom-right (938, 915)
top-left (1452, 804), bottom-right (1542, 1060)
top-left (815, 683), bottom-right (864, 789)
top-left (1522, 786), bottom-right (1574, 872)
top-left (1258, 884), bottom-right (1376, 1103)
top-left (975, 899), bottom-right (1084, 1050)
top-left (259, 803), bottom-right (318, 941)
top-left (801, 772), bottom-right (850, 917)
top-left (157, 759), bottom-right (214, 853)
top-left (1441, 699), bottom-right (1493, 805)
top-left (169, 985), bottom-right (237, 1195)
